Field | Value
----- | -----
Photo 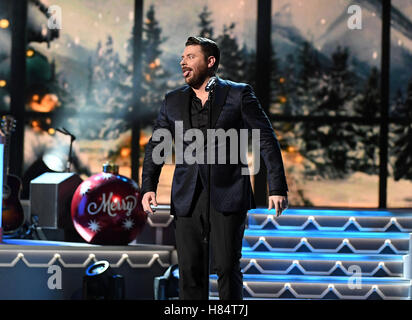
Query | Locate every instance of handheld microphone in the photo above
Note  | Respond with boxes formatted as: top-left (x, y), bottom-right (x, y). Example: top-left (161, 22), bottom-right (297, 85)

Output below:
top-left (205, 76), bottom-right (217, 92)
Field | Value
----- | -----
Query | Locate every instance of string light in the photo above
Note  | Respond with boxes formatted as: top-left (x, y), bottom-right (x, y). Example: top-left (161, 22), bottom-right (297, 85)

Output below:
top-left (120, 147), bottom-right (131, 158)
top-left (295, 154), bottom-right (303, 163)
top-left (279, 96), bottom-right (287, 104)
top-left (29, 93), bottom-right (59, 112)
top-left (31, 120), bottom-right (41, 131)
top-left (27, 49), bottom-right (35, 58)
top-left (0, 19), bottom-right (9, 29)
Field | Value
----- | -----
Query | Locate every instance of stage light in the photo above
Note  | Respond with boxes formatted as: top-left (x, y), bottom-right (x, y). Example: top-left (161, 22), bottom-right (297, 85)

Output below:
top-left (42, 151), bottom-right (66, 172)
top-left (22, 149), bottom-right (66, 199)
top-left (82, 260), bottom-right (125, 300)
top-left (0, 80), bottom-right (6, 88)
top-left (153, 264), bottom-right (179, 300)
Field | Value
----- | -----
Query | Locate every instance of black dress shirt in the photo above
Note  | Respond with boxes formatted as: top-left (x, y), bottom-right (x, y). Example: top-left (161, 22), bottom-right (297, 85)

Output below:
top-left (189, 88), bottom-right (287, 197)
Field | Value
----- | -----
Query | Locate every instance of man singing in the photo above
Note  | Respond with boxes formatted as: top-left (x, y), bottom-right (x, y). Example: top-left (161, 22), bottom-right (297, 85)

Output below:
top-left (141, 36), bottom-right (288, 300)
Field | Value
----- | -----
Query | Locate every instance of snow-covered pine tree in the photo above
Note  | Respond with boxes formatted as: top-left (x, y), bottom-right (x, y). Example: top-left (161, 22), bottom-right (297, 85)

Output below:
top-left (216, 23), bottom-right (247, 83)
top-left (315, 46), bottom-right (358, 116)
top-left (351, 67), bottom-right (380, 175)
top-left (79, 35), bottom-right (129, 140)
top-left (353, 67), bottom-right (381, 118)
top-left (270, 44), bottom-right (293, 115)
top-left (316, 46), bottom-right (359, 177)
top-left (295, 41), bottom-right (322, 116)
top-left (281, 53), bottom-right (299, 115)
top-left (391, 77), bottom-right (412, 181)
top-left (198, 5), bottom-right (215, 40)
top-left (139, 4), bottom-right (169, 124)
top-left (123, 4), bottom-right (170, 128)
top-left (390, 88), bottom-right (407, 118)
top-left (295, 44), bottom-right (359, 179)
top-left (272, 52), bottom-right (300, 170)
top-left (293, 41), bottom-right (325, 179)
top-left (298, 41), bottom-right (321, 90)
top-left (240, 44), bottom-right (256, 89)
top-left (197, 7), bottom-right (252, 86)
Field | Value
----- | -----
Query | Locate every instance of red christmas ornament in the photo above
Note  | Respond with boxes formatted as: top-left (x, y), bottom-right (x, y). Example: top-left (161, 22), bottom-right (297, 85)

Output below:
top-left (71, 165), bottom-right (147, 245)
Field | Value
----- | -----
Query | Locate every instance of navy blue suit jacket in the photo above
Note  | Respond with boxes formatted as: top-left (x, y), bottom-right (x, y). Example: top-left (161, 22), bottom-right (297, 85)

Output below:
top-left (141, 77), bottom-right (288, 217)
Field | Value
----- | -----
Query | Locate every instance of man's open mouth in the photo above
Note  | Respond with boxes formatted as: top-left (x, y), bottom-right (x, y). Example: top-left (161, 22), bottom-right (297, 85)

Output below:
top-left (182, 68), bottom-right (192, 77)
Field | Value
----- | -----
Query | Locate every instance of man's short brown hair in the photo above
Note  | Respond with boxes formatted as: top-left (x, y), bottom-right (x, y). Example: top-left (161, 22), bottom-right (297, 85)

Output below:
top-left (185, 36), bottom-right (220, 75)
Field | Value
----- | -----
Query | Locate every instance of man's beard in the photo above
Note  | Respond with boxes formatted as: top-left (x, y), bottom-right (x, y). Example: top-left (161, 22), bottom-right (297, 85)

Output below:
top-left (186, 65), bottom-right (209, 89)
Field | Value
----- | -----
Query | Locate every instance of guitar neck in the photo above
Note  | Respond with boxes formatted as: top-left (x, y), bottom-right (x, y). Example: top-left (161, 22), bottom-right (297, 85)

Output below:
top-left (3, 134), bottom-right (10, 180)
top-left (1, 116), bottom-right (15, 183)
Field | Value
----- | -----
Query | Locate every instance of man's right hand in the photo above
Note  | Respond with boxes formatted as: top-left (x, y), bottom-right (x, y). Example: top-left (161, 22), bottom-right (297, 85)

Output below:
top-left (142, 191), bottom-right (158, 215)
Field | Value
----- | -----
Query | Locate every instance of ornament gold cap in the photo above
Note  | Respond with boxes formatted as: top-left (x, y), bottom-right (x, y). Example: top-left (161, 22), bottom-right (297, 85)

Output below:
top-left (102, 162), bottom-right (119, 174)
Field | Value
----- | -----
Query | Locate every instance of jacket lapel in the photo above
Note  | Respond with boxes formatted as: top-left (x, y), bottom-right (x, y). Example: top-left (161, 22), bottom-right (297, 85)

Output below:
top-left (211, 77), bottom-right (230, 129)
top-left (178, 77), bottom-right (230, 131)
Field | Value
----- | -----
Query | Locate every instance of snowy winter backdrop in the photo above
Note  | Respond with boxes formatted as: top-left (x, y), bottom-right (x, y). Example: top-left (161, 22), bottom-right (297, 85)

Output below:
top-left (0, 0), bottom-right (411, 207)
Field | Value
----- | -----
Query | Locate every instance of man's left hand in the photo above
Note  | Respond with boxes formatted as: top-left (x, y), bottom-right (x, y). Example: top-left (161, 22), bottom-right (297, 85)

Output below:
top-left (268, 195), bottom-right (288, 217)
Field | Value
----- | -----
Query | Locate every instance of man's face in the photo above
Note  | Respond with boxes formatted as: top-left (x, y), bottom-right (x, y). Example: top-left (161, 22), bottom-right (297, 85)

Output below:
top-left (180, 45), bottom-right (209, 88)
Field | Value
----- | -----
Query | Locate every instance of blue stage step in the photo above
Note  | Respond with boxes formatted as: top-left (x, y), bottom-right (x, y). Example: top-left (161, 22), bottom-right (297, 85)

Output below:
top-left (240, 252), bottom-right (403, 277)
top-left (213, 209), bottom-right (412, 299)
top-left (248, 208), bottom-right (412, 217)
top-left (247, 210), bottom-right (412, 232)
top-left (210, 274), bottom-right (411, 299)
top-left (242, 229), bottom-right (408, 254)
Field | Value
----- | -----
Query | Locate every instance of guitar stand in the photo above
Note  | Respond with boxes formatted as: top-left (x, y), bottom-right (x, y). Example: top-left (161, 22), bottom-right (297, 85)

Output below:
top-left (56, 127), bottom-right (76, 172)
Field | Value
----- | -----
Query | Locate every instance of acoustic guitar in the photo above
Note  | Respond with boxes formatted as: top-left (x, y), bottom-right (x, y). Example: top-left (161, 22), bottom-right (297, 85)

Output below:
top-left (1, 115), bottom-right (24, 234)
